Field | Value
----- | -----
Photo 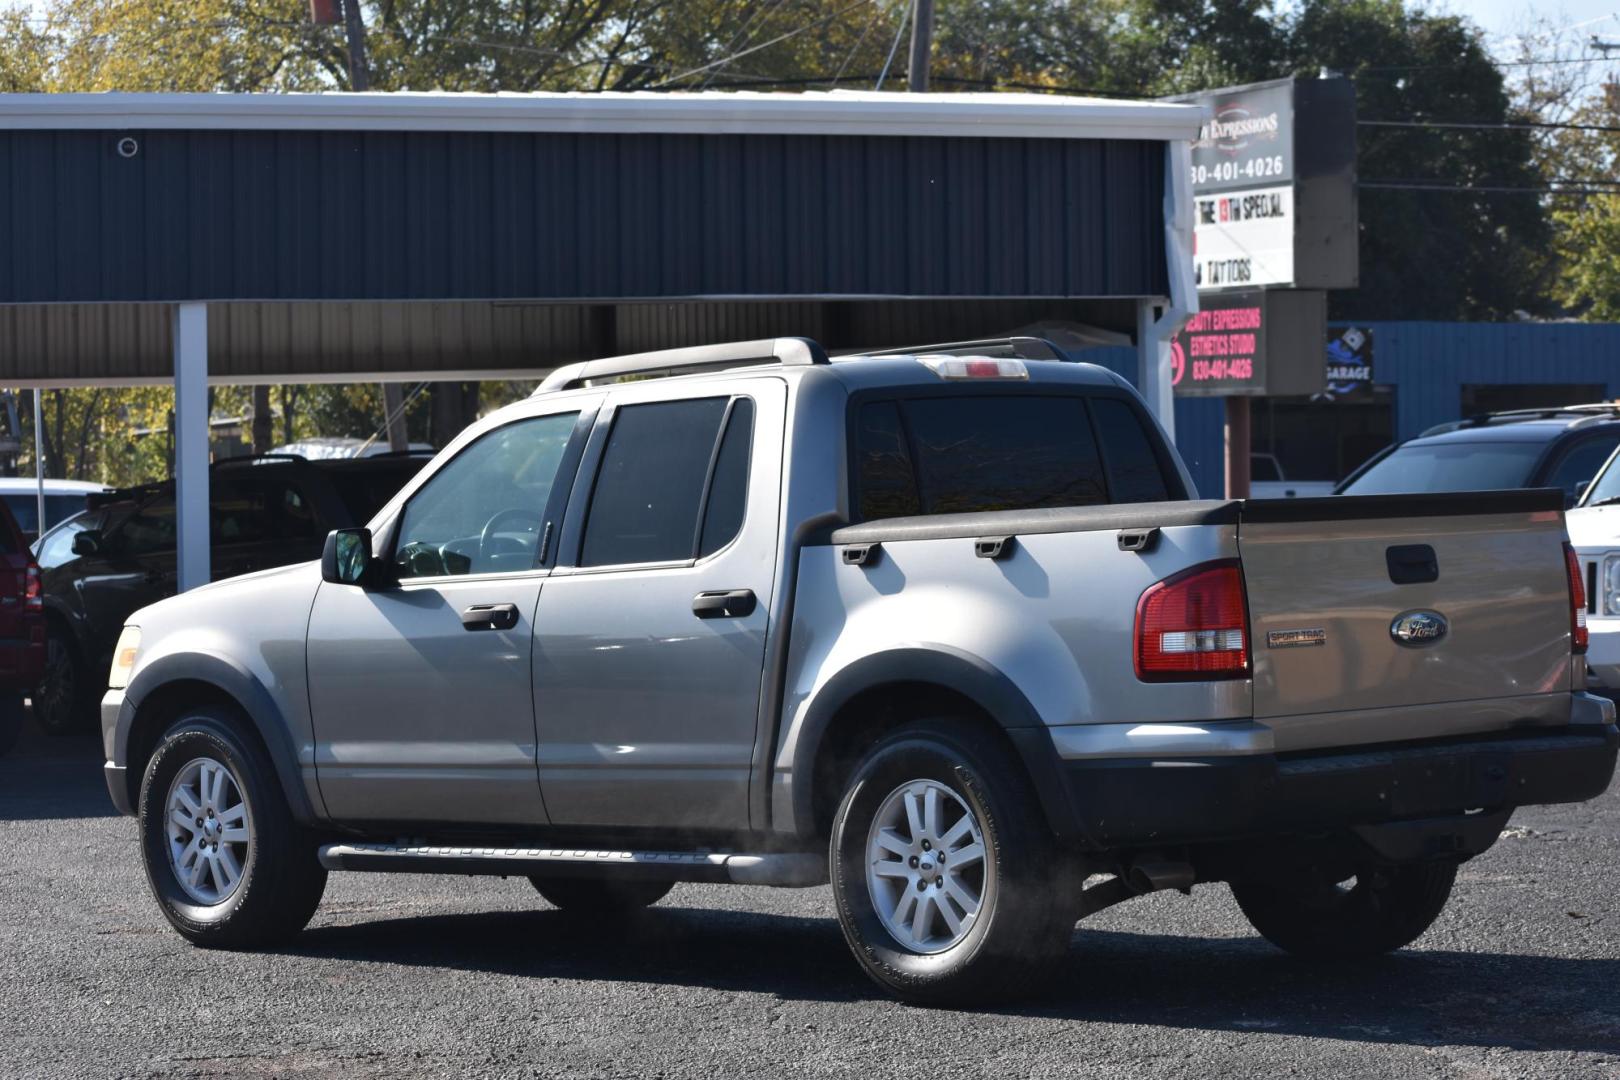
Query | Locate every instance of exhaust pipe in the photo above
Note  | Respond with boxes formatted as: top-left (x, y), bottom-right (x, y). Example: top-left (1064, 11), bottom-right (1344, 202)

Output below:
top-left (1127, 859), bottom-right (1195, 894)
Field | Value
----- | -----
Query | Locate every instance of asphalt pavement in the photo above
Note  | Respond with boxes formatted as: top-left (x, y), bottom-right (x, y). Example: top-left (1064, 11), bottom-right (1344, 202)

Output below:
top-left (1, 719), bottom-right (1616, 1080)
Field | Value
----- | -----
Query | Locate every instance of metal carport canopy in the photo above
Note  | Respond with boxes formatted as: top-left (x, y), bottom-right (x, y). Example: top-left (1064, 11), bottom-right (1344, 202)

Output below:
top-left (0, 89), bottom-right (1206, 588)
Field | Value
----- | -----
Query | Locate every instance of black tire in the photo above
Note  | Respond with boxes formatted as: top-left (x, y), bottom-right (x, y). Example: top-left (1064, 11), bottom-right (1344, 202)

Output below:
top-left (1231, 860), bottom-right (1458, 959)
top-left (829, 718), bottom-right (1080, 1005)
top-left (34, 629), bottom-right (93, 735)
top-left (0, 691), bottom-right (22, 756)
top-left (138, 706), bottom-right (326, 948)
top-left (528, 876), bottom-right (674, 913)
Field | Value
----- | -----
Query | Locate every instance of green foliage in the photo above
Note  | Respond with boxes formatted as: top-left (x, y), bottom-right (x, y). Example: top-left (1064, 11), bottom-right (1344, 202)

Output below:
top-left (1286, 1), bottom-right (1551, 320)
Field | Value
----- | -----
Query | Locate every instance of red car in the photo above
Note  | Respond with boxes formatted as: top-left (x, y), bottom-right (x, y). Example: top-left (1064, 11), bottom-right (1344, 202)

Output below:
top-left (0, 498), bottom-right (43, 754)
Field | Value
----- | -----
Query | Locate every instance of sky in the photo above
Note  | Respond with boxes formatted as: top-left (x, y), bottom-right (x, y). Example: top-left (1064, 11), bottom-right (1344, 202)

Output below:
top-left (1446, 1), bottom-right (1620, 50)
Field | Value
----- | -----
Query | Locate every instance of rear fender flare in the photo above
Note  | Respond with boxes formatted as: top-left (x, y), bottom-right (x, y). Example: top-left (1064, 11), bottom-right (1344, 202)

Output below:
top-left (785, 645), bottom-right (1075, 838)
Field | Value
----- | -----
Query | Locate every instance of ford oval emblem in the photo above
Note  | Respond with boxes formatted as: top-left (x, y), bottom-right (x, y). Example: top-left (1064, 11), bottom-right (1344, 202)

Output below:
top-left (1390, 610), bottom-right (1448, 647)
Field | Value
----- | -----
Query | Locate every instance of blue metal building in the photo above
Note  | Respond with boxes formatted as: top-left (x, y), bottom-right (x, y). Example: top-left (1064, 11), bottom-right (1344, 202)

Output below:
top-left (1101, 320), bottom-right (1620, 498)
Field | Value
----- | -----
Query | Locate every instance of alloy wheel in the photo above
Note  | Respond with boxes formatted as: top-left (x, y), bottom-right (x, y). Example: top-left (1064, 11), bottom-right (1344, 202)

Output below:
top-left (865, 779), bottom-right (988, 953)
top-left (165, 757), bottom-right (253, 905)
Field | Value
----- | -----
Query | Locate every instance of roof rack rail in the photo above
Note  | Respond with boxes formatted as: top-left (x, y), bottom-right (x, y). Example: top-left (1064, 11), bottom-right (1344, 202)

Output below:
top-left (537, 337), bottom-right (829, 394)
top-left (1421, 402), bottom-right (1620, 437)
top-left (212, 452), bottom-right (309, 468)
top-left (854, 336), bottom-right (1072, 362)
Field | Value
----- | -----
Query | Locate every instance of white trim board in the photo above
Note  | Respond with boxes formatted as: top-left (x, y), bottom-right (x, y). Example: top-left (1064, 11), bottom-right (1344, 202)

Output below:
top-left (0, 90), bottom-right (1208, 142)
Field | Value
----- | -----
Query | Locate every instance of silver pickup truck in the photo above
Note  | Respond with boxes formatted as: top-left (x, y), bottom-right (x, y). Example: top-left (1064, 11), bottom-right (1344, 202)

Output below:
top-left (101, 337), bottom-right (1618, 1004)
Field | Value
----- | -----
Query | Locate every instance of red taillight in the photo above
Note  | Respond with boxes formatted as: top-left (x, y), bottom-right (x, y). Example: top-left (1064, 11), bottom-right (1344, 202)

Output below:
top-left (1134, 559), bottom-right (1251, 681)
top-left (1565, 542), bottom-right (1588, 655)
top-left (23, 562), bottom-right (41, 613)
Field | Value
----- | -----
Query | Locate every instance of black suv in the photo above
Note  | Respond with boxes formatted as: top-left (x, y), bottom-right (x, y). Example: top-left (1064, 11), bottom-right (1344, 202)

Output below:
top-left (1336, 405), bottom-right (1620, 506)
top-left (31, 453), bottom-right (430, 734)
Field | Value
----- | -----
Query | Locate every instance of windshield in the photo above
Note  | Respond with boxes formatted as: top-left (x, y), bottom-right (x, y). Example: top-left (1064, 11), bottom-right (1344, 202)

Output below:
top-left (1583, 445), bottom-right (1620, 505)
top-left (1339, 441), bottom-right (1545, 496)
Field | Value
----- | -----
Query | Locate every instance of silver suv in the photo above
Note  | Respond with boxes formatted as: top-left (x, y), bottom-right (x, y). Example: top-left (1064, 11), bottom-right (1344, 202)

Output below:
top-left (103, 337), bottom-right (1618, 1004)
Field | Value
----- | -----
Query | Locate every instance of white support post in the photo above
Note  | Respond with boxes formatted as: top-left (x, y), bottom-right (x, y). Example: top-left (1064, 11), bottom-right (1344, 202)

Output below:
top-left (173, 302), bottom-right (211, 592)
top-left (1137, 137), bottom-right (1202, 444)
top-left (1136, 299), bottom-right (1176, 442)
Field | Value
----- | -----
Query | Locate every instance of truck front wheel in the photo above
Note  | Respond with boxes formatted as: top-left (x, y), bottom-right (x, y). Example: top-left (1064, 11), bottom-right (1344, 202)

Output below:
top-left (1231, 860), bottom-right (1458, 959)
top-left (138, 707), bottom-right (326, 948)
top-left (829, 719), bottom-right (1079, 1004)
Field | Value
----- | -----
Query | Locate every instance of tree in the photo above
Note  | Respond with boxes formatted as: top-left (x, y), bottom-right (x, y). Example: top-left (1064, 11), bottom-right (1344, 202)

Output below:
top-left (1284, 1), bottom-right (1551, 320)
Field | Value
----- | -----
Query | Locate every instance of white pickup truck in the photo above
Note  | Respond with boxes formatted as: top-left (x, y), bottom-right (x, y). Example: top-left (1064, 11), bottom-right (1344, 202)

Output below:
top-left (101, 337), bottom-right (1618, 1004)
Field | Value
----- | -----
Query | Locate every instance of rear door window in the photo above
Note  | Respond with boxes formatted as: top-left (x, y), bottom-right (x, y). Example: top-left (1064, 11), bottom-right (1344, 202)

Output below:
top-left (579, 398), bottom-right (731, 567)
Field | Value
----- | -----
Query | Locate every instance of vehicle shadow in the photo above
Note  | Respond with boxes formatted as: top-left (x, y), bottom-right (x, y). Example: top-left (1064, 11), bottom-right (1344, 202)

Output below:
top-left (0, 716), bottom-right (115, 821)
top-left (286, 904), bottom-right (1620, 1052)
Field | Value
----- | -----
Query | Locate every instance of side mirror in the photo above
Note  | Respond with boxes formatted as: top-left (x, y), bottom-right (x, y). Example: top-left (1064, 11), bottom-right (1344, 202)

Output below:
top-left (321, 528), bottom-right (373, 586)
top-left (71, 529), bottom-right (104, 557)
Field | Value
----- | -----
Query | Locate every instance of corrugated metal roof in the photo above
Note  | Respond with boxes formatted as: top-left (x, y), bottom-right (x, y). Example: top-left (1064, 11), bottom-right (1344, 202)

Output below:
top-left (0, 298), bottom-right (1147, 386)
top-left (0, 129), bottom-right (1168, 304)
top-left (0, 91), bottom-right (1207, 142)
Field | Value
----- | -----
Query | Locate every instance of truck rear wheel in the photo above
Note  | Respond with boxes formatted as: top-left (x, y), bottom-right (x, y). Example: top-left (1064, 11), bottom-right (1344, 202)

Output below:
top-left (1231, 860), bottom-right (1458, 959)
top-left (829, 719), bottom-right (1079, 1005)
top-left (528, 877), bottom-right (673, 913)
top-left (138, 707), bottom-right (326, 948)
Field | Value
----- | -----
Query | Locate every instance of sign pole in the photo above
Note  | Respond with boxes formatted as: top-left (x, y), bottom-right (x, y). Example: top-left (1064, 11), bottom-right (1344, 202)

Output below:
top-left (1224, 397), bottom-right (1251, 499)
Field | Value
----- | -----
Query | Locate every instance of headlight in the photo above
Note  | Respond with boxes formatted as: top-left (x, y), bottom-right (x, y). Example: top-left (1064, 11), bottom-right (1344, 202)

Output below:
top-left (108, 626), bottom-right (141, 690)
top-left (1601, 556), bottom-right (1620, 618)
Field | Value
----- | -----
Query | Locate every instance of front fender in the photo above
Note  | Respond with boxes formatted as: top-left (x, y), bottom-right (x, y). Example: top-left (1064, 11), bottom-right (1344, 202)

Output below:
top-left (117, 650), bottom-right (318, 824)
top-left (773, 644), bottom-right (1075, 839)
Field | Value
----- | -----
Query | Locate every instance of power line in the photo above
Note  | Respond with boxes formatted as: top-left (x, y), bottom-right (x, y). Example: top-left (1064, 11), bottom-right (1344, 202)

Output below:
top-left (1362, 118), bottom-right (1620, 135)
top-left (699, 0), bottom-right (794, 89)
top-left (874, 0), bottom-right (910, 90)
top-left (830, 3), bottom-right (886, 87)
top-left (1361, 181), bottom-right (1620, 195)
top-left (650, 0), bottom-right (877, 88)
top-left (1356, 54), bottom-right (1616, 74)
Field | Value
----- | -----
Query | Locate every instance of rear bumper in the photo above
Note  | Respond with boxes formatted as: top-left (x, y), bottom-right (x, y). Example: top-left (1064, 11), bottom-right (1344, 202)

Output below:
top-left (1051, 696), bottom-right (1618, 851)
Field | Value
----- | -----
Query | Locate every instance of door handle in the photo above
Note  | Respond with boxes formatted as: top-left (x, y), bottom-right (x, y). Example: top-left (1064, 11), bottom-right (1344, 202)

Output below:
top-left (692, 589), bottom-right (756, 619)
top-left (461, 603), bottom-right (520, 631)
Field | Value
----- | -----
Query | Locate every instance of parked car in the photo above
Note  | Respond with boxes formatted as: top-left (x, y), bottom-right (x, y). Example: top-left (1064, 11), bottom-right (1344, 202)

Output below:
top-left (32, 452), bottom-right (430, 736)
top-left (1336, 405), bottom-right (1620, 505)
top-left (98, 337), bottom-right (1617, 1004)
top-left (0, 477), bottom-right (109, 542)
top-left (1564, 440), bottom-right (1620, 695)
top-left (0, 497), bottom-right (42, 755)
top-left (269, 437), bottom-right (435, 461)
top-left (1249, 453), bottom-right (1336, 499)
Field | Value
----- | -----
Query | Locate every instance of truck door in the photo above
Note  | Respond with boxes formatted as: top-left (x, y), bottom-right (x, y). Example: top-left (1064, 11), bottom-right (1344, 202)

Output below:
top-left (307, 407), bottom-right (591, 826)
top-left (533, 381), bottom-right (784, 831)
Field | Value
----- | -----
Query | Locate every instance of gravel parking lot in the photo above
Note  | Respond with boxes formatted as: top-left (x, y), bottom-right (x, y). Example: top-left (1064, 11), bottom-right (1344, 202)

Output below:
top-left (1, 720), bottom-right (1616, 1080)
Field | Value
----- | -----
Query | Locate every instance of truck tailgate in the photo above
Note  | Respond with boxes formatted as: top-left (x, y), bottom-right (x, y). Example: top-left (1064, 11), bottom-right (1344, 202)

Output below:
top-left (1239, 491), bottom-right (1574, 726)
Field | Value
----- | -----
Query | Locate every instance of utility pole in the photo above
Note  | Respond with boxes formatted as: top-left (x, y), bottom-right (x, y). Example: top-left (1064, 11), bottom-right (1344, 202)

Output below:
top-left (329, 2), bottom-right (408, 449)
top-left (907, 0), bottom-right (934, 92)
top-left (340, 0), bottom-right (370, 91)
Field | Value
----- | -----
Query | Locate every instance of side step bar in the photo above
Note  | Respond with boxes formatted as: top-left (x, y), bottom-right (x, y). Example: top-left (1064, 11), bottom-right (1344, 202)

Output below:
top-left (318, 842), bottom-right (827, 888)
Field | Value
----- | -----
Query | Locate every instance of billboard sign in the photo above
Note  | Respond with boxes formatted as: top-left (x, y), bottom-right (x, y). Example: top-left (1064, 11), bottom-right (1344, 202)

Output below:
top-left (1171, 76), bottom-right (1358, 293)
